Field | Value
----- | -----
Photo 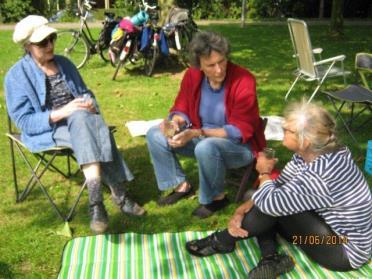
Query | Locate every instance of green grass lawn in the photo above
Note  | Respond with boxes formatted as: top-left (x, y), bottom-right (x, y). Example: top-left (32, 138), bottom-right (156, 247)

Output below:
top-left (0, 22), bottom-right (371, 278)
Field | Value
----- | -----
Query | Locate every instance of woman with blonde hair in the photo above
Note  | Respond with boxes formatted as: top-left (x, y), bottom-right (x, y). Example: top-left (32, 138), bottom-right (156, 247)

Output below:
top-left (186, 101), bottom-right (371, 278)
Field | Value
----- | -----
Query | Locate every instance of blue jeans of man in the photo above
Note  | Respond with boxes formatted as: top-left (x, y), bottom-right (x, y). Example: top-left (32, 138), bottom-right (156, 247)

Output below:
top-left (146, 126), bottom-right (254, 204)
top-left (53, 110), bottom-right (133, 187)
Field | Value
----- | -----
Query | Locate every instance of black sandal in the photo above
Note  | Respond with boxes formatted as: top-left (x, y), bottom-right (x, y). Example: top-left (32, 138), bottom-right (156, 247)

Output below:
top-left (185, 232), bottom-right (235, 257)
top-left (192, 196), bottom-right (229, 218)
top-left (249, 253), bottom-right (294, 279)
top-left (157, 186), bottom-right (193, 206)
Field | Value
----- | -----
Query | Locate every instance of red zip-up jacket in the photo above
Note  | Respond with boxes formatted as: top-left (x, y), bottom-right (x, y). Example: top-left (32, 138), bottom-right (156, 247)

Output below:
top-left (170, 62), bottom-right (266, 155)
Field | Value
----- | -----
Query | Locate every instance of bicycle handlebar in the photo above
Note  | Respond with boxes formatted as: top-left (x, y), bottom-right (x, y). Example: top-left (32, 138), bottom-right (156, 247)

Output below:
top-left (82, 0), bottom-right (96, 11)
top-left (142, 0), bottom-right (157, 11)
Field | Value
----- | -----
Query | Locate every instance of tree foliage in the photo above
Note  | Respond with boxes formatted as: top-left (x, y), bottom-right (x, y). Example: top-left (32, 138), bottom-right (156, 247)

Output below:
top-left (1, 0), bottom-right (371, 23)
top-left (0, 0), bottom-right (35, 23)
top-left (246, 0), bottom-right (371, 19)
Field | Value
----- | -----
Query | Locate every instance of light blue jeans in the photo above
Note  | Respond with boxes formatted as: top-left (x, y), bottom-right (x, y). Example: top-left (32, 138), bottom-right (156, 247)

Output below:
top-left (146, 126), bottom-right (254, 204)
top-left (53, 110), bottom-right (134, 186)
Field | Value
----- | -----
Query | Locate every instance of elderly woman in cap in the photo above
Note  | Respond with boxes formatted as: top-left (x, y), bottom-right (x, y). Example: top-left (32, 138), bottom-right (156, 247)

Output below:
top-left (5, 15), bottom-right (145, 234)
top-left (146, 31), bottom-right (265, 218)
top-left (185, 101), bottom-right (371, 278)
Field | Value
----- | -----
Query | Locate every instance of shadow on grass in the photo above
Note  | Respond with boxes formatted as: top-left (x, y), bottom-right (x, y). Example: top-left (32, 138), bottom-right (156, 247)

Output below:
top-left (110, 54), bottom-right (187, 82)
top-left (0, 261), bottom-right (14, 279)
top-left (3, 141), bottom-right (258, 234)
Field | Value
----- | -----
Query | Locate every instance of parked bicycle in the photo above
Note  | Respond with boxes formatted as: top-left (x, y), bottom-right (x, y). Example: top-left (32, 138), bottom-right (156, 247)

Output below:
top-left (111, 0), bottom-right (159, 80)
top-left (141, 10), bottom-right (162, 76)
top-left (111, 23), bottom-right (143, 80)
top-left (54, 0), bottom-right (118, 69)
top-left (162, 7), bottom-right (198, 66)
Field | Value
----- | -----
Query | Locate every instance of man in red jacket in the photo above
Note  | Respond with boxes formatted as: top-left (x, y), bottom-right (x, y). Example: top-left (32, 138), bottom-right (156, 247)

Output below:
top-left (146, 31), bottom-right (265, 218)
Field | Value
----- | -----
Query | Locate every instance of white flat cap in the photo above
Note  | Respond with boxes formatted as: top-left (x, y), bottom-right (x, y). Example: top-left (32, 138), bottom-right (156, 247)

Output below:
top-left (13, 15), bottom-right (57, 45)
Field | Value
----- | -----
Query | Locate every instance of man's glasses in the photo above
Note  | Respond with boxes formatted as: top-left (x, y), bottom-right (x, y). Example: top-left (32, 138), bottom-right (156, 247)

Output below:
top-left (33, 33), bottom-right (57, 48)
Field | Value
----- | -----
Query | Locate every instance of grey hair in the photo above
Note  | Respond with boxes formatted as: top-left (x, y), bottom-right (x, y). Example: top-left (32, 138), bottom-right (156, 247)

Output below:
top-left (283, 100), bottom-right (340, 154)
top-left (188, 31), bottom-right (230, 68)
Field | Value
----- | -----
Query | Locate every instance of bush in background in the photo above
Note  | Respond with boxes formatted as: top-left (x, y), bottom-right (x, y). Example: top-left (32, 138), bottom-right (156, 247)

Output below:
top-left (191, 0), bottom-right (241, 19)
top-left (0, 0), bottom-right (35, 23)
top-left (113, 0), bottom-right (138, 17)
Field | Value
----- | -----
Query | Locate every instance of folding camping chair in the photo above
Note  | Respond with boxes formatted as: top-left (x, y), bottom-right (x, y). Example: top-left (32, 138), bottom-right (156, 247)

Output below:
top-left (356, 52), bottom-right (372, 89)
top-left (6, 113), bottom-right (86, 223)
top-left (227, 118), bottom-right (268, 202)
top-left (322, 53), bottom-right (372, 143)
top-left (6, 111), bottom-right (118, 224)
top-left (286, 18), bottom-right (350, 103)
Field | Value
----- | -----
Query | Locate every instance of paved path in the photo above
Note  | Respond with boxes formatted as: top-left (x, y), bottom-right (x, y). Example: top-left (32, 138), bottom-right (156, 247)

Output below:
top-left (1, 19), bottom-right (371, 30)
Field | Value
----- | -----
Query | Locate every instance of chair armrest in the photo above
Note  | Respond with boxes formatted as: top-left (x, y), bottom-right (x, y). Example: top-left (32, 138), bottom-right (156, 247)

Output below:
top-left (314, 55), bottom-right (346, 66)
top-left (292, 48), bottom-right (323, 58)
top-left (108, 125), bottom-right (117, 134)
top-left (313, 48), bottom-right (323, 55)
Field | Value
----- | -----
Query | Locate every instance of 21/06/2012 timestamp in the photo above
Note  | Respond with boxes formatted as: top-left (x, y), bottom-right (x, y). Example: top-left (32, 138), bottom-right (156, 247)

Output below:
top-left (292, 235), bottom-right (348, 245)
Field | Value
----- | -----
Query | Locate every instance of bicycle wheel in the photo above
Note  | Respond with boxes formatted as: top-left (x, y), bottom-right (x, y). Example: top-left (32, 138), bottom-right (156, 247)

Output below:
top-left (55, 30), bottom-right (89, 69)
top-left (112, 59), bottom-right (125, 80)
top-left (143, 44), bottom-right (158, 77)
top-left (109, 37), bottom-right (126, 68)
top-left (97, 44), bottom-right (110, 62)
top-left (177, 27), bottom-right (191, 66)
top-left (112, 42), bottom-right (131, 80)
top-left (96, 33), bottom-right (110, 62)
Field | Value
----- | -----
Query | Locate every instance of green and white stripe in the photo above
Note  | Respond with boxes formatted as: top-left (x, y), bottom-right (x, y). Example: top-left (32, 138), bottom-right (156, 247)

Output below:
top-left (58, 232), bottom-right (372, 279)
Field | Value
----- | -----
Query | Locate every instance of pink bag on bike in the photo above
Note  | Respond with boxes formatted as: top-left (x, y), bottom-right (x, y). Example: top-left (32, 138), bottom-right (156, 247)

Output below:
top-left (119, 19), bottom-right (135, 33)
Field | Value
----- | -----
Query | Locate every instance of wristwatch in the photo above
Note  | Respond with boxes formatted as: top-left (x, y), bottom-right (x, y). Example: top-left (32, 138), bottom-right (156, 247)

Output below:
top-left (258, 172), bottom-right (271, 180)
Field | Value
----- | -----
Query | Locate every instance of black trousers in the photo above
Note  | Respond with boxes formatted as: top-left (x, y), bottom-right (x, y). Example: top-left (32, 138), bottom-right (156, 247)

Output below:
top-left (217, 206), bottom-right (353, 272)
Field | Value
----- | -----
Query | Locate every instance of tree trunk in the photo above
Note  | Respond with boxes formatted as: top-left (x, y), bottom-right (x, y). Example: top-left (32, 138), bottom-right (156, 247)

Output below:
top-left (241, 0), bottom-right (247, 27)
top-left (330, 0), bottom-right (344, 37)
top-left (222, 0), bottom-right (229, 17)
top-left (318, 0), bottom-right (324, 19)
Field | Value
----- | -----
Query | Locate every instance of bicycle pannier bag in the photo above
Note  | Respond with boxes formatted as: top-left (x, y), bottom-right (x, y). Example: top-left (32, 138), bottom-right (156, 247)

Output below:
top-left (100, 20), bottom-right (119, 47)
top-left (166, 7), bottom-right (189, 25)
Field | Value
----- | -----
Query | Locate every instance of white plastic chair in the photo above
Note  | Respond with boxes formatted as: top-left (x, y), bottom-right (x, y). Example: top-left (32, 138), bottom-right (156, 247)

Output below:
top-left (286, 18), bottom-right (350, 102)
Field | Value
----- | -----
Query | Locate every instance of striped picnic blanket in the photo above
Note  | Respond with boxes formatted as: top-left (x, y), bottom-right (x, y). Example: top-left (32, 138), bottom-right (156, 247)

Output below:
top-left (58, 231), bottom-right (371, 279)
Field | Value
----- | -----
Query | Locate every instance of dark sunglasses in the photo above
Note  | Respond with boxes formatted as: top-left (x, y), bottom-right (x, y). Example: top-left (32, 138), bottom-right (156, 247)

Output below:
top-left (33, 33), bottom-right (57, 48)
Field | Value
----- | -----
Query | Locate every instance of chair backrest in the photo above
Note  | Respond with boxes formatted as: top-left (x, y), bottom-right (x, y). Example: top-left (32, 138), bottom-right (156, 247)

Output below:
top-left (288, 18), bottom-right (317, 78)
top-left (355, 52), bottom-right (372, 89)
top-left (6, 108), bottom-right (21, 140)
top-left (7, 111), bottom-right (13, 134)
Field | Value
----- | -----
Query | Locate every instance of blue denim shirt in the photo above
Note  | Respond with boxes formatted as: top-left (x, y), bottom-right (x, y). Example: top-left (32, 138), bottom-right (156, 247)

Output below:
top-left (5, 54), bottom-right (97, 152)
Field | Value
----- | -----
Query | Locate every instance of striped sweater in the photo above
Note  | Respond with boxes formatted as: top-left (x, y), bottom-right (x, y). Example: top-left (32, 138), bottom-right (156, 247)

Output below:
top-left (252, 147), bottom-right (371, 269)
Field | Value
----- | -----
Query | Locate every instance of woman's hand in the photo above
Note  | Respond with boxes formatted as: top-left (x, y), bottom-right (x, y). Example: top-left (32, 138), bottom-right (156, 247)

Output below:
top-left (167, 129), bottom-right (196, 148)
top-left (159, 119), bottom-right (180, 137)
top-left (160, 115), bottom-right (186, 137)
top-left (228, 212), bottom-right (248, 238)
top-left (227, 199), bottom-right (254, 238)
top-left (49, 98), bottom-right (94, 123)
top-left (81, 98), bottom-right (96, 113)
top-left (255, 152), bottom-right (277, 174)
